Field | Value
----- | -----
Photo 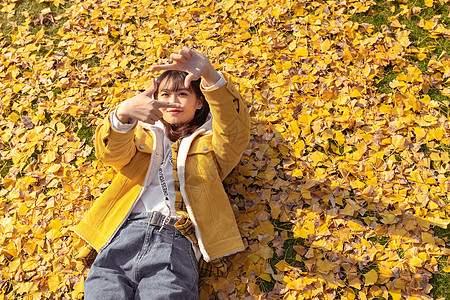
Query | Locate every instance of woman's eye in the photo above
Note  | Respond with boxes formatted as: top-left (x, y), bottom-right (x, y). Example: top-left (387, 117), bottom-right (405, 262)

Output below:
top-left (160, 93), bottom-right (169, 97)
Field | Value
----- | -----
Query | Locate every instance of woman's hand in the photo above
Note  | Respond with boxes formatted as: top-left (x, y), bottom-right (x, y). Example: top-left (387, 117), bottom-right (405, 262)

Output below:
top-left (116, 78), bottom-right (183, 125)
top-left (151, 47), bottom-right (221, 88)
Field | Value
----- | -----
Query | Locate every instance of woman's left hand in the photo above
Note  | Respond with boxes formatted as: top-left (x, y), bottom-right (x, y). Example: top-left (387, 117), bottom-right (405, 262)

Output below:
top-left (151, 47), bottom-right (221, 88)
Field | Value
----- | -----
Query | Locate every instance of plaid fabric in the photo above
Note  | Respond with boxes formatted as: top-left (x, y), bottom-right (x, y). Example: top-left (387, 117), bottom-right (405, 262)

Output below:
top-left (171, 139), bottom-right (228, 277)
top-left (70, 237), bottom-right (97, 266)
top-left (171, 139), bottom-right (197, 244)
top-left (198, 256), bottom-right (229, 277)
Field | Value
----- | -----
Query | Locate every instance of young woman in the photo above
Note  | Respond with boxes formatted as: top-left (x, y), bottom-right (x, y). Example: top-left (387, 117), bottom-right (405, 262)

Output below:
top-left (75, 47), bottom-right (250, 299)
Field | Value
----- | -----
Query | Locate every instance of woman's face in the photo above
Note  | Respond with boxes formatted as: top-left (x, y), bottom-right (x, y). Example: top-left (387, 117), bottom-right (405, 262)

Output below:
top-left (158, 77), bottom-right (203, 125)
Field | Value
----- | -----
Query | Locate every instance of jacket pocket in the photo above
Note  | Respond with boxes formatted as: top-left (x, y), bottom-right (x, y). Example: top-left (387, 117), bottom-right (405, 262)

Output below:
top-left (186, 138), bottom-right (219, 180)
top-left (187, 137), bottom-right (214, 155)
top-left (184, 138), bottom-right (219, 205)
top-left (134, 127), bottom-right (153, 153)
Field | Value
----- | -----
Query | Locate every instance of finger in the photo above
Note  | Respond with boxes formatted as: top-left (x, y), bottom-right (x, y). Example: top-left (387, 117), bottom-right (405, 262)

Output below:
top-left (145, 118), bottom-right (159, 125)
top-left (151, 63), bottom-right (179, 71)
top-left (182, 46), bottom-right (192, 55)
top-left (142, 78), bottom-right (157, 97)
top-left (154, 101), bottom-right (184, 109)
top-left (170, 53), bottom-right (186, 62)
top-left (184, 73), bottom-right (195, 89)
top-left (153, 110), bottom-right (163, 119)
top-left (179, 48), bottom-right (191, 60)
top-left (146, 114), bottom-right (160, 123)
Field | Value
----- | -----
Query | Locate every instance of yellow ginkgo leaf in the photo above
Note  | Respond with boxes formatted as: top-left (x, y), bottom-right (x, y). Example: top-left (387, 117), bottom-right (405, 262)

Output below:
top-left (364, 269), bottom-right (378, 285)
top-left (391, 135), bottom-right (406, 151)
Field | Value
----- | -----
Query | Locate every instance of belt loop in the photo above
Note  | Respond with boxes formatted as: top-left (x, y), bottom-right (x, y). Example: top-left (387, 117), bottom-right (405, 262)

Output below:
top-left (159, 215), bottom-right (171, 232)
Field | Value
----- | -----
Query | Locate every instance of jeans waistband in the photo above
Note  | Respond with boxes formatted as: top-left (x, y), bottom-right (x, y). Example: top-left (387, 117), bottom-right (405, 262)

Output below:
top-left (128, 211), bottom-right (178, 230)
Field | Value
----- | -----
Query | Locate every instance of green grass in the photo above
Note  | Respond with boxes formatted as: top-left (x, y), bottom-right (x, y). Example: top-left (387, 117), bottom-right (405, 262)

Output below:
top-left (431, 226), bottom-right (450, 299)
top-left (0, 0), bottom-right (70, 46)
top-left (431, 255), bottom-right (450, 299)
top-left (0, 159), bottom-right (13, 178)
top-left (350, 0), bottom-right (450, 96)
top-left (350, 1), bottom-right (450, 298)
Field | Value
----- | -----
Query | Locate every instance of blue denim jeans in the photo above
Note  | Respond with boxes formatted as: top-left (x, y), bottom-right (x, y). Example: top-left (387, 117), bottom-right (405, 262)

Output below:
top-left (84, 212), bottom-right (199, 300)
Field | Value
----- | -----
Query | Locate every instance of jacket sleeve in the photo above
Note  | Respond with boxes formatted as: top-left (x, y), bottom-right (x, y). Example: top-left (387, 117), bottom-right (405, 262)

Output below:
top-left (94, 110), bottom-right (137, 171)
top-left (201, 73), bottom-right (251, 180)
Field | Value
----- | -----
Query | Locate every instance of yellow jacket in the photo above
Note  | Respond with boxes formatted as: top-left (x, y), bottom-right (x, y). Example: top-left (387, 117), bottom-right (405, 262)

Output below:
top-left (75, 73), bottom-right (250, 262)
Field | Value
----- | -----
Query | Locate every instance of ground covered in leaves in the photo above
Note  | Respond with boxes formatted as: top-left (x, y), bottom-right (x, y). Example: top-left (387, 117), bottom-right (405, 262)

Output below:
top-left (1, 0), bottom-right (450, 299)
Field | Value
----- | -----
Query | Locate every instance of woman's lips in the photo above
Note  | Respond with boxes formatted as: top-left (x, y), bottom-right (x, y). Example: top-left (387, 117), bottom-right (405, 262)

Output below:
top-left (167, 109), bottom-right (182, 113)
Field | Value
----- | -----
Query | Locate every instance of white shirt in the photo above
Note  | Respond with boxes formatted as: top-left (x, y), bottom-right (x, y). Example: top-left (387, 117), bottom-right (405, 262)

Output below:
top-left (131, 132), bottom-right (176, 214)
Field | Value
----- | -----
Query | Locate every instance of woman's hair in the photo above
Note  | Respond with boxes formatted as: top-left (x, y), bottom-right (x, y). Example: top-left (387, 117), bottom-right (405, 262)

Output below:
top-left (155, 70), bottom-right (210, 142)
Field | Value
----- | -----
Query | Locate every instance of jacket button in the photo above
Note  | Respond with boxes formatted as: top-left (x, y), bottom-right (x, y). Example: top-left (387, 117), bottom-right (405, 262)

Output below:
top-left (139, 145), bottom-right (144, 149)
top-left (202, 146), bottom-right (208, 151)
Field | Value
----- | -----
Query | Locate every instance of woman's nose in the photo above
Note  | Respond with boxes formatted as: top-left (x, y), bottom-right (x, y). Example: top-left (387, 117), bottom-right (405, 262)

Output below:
top-left (169, 94), bottom-right (180, 103)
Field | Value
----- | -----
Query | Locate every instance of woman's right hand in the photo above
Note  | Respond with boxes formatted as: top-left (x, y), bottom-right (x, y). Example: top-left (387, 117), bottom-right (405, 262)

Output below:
top-left (152, 47), bottom-right (221, 88)
top-left (115, 78), bottom-right (183, 125)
